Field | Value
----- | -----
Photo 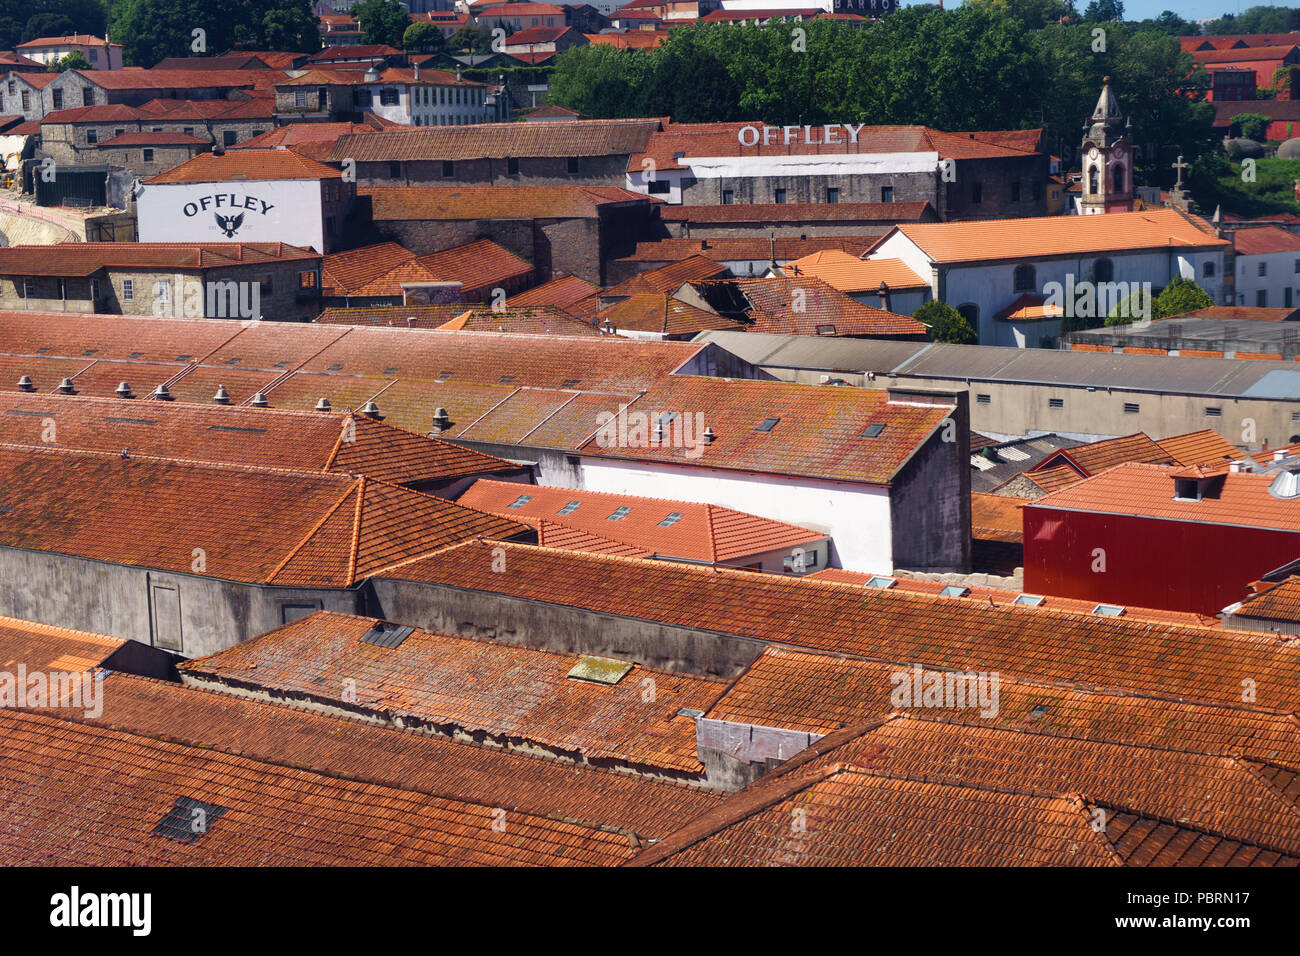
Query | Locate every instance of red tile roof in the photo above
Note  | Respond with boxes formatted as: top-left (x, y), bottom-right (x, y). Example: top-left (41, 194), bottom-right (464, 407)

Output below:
top-left (507, 274), bottom-right (601, 315)
top-left (1233, 226), bottom-right (1300, 256)
top-left (458, 478), bottom-right (823, 562)
top-left (715, 275), bottom-right (928, 337)
top-left (416, 238), bottom-right (534, 290)
top-left (1155, 429), bottom-right (1242, 467)
top-left (622, 236), bottom-right (872, 264)
top-left (314, 304), bottom-right (478, 328)
top-left (180, 610), bottom-right (727, 776)
top-left (73, 69), bottom-right (286, 91)
top-left (596, 293), bottom-right (749, 337)
top-left (16, 34), bottom-right (119, 48)
top-left (436, 306), bottom-right (605, 336)
top-left (232, 119), bottom-right (398, 150)
top-left (602, 255), bottom-right (729, 298)
top-left (659, 201), bottom-right (933, 223)
top-left (362, 185), bottom-right (650, 221)
top-left (333, 118), bottom-right (661, 162)
top-left (145, 148), bottom-right (341, 183)
top-left (1234, 576), bottom-right (1300, 624)
top-left (321, 241), bottom-right (434, 297)
top-left (0, 242), bottom-right (318, 277)
top-left (0, 445), bottom-right (529, 586)
top-left (971, 492), bottom-right (1025, 543)
top-left (0, 614), bottom-right (126, 674)
top-left (784, 251), bottom-right (929, 293)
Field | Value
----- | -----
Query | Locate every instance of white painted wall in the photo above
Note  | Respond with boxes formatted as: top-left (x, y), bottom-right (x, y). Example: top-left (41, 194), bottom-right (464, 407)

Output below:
top-left (625, 167), bottom-right (683, 204)
top-left (1235, 250), bottom-right (1300, 310)
top-left (137, 179), bottom-right (325, 252)
top-left (572, 457), bottom-right (895, 573)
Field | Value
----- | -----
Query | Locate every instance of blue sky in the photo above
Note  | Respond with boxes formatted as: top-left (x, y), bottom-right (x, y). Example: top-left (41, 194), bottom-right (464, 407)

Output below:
top-left (929, 1), bottom-right (1297, 24)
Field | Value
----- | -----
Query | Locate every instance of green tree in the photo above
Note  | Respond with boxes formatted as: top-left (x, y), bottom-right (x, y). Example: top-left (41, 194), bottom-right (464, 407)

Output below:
top-left (1134, 10), bottom-right (1194, 36)
top-left (353, 0), bottom-right (409, 48)
top-left (50, 50), bottom-right (92, 71)
top-left (914, 300), bottom-right (977, 344)
top-left (24, 12), bottom-right (74, 41)
top-left (965, 0), bottom-right (1067, 31)
top-left (403, 21), bottom-right (446, 55)
top-left (108, 0), bottom-right (317, 66)
top-left (1153, 277), bottom-right (1214, 320)
top-left (1105, 287), bottom-right (1151, 326)
top-left (1233, 112), bottom-right (1272, 142)
top-left (1081, 0), bottom-right (1124, 22)
top-left (448, 23), bottom-right (494, 54)
top-left (1205, 5), bottom-right (1300, 35)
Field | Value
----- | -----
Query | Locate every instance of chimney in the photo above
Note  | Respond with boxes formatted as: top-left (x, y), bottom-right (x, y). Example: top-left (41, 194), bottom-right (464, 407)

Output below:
top-left (877, 280), bottom-right (890, 311)
top-left (414, 63), bottom-right (420, 81)
top-left (360, 399), bottom-right (383, 419)
top-left (431, 406), bottom-right (451, 432)
top-left (1275, 449), bottom-right (1289, 462)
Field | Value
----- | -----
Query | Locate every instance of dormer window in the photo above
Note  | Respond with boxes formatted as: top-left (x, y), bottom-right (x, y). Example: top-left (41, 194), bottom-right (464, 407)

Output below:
top-left (1173, 477), bottom-right (1200, 501)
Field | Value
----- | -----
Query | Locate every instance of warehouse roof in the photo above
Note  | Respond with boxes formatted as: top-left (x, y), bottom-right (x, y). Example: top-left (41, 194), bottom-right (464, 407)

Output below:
top-left (332, 118), bottom-right (661, 162)
top-left (0, 242), bottom-right (318, 277)
top-left (362, 185), bottom-right (650, 221)
top-left (145, 148), bottom-right (342, 183)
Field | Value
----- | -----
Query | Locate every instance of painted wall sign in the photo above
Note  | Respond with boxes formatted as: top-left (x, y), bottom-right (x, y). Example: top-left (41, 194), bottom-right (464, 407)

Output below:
top-left (737, 124), bottom-right (868, 148)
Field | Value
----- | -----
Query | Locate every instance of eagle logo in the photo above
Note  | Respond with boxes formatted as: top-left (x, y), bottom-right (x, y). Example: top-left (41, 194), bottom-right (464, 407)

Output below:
top-left (215, 212), bottom-right (244, 237)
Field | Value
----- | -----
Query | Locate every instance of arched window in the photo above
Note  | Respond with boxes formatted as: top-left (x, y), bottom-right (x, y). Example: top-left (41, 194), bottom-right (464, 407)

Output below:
top-left (1013, 264), bottom-right (1037, 293)
top-left (1094, 258), bottom-right (1114, 283)
top-left (1088, 164), bottom-right (1099, 194)
top-left (1203, 261), bottom-right (1216, 278)
top-left (958, 303), bottom-right (979, 328)
top-left (1113, 164), bottom-right (1125, 192)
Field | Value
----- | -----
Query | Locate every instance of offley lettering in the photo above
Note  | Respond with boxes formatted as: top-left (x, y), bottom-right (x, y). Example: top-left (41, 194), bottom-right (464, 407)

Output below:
top-left (737, 124), bottom-right (867, 148)
top-left (181, 193), bottom-right (275, 217)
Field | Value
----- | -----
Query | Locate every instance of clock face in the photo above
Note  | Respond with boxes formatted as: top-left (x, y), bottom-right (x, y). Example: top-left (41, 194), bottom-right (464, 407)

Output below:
top-left (1087, 146), bottom-right (1099, 160)
top-left (1114, 145), bottom-right (1125, 158)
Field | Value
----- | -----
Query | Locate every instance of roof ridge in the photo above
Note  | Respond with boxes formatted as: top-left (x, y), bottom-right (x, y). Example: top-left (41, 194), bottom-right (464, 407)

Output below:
top-left (0, 440), bottom-right (349, 482)
top-left (265, 479), bottom-right (361, 584)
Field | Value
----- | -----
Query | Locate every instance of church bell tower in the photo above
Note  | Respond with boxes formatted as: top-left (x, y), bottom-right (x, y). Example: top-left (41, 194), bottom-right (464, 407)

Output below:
top-left (1080, 77), bottom-right (1135, 215)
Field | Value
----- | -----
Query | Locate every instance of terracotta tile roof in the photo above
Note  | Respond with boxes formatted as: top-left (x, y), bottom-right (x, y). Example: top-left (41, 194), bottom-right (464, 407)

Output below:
top-left (477, 2), bottom-right (567, 15)
top-left (458, 478), bottom-right (823, 563)
top-left (507, 274), bottom-right (601, 315)
top-left (971, 492), bottom-right (1025, 543)
top-left (388, 540), bottom-right (1300, 711)
top-left (282, 66), bottom-right (485, 87)
top-left (1029, 432), bottom-right (1171, 481)
top-left (307, 44), bottom-right (402, 61)
top-left (1233, 577), bottom-right (1300, 624)
top-left (603, 256), bottom-right (729, 298)
top-left (232, 119), bottom-right (398, 150)
top-left (363, 185), bottom-right (649, 221)
top-left (1250, 441), bottom-right (1300, 466)
top-left (315, 304), bottom-right (473, 328)
top-left (0, 391), bottom-right (514, 484)
top-left (416, 239), bottom-right (534, 290)
top-left (0, 445), bottom-right (528, 586)
top-left (73, 69), bottom-right (286, 91)
top-left (66, 670), bottom-right (725, 842)
top-left (1014, 462), bottom-right (1082, 495)
top-left (891, 208), bottom-right (1228, 265)
top-left (41, 104), bottom-right (143, 125)
top-left (1233, 226), bottom-right (1300, 256)
top-left (17, 34), bottom-right (119, 48)
top-left (180, 610), bottom-right (727, 775)
top-left (534, 521), bottom-right (651, 557)
top-left (659, 201), bottom-right (932, 223)
top-left (0, 704), bottom-right (639, 865)
top-left (96, 131), bottom-right (208, 147)
top-left (333, 119), bottom-right (661, 163)
top-left (1192, 44), bottom-right (1300, 63)
top-left (131, 96), bottom-right (274, 120)
top-left (521, 103), bottom-right (583, 119)
top-left (705, 276), bottom-right (928, 337)
top-left (321, 241), bottom-right (431, 297)
top-left (0, 241), bottom-right (318, 277)
top-left (0, 614), bottom-right (126, 674)
top-left (783, 251), bottom-right (928, 293)
top-left (145, 148), bottom-right (341, 183)
top-left (595, 293), bottom-right (749, 336)
top-left (1156, 429), bottom-right (1242, 467)
top-left (1169, 306), bottom-right (1299, 322)
top-left (1031, 462), bottom-right (1300, 533)
top-left (621, 236), bottom-right (871, 263)
top-left (436, 306), bottom-right (604, 336)
top-left (583, 31), bottom-right (668, 49)
top-left (582, 375), bottom-right (952, 483)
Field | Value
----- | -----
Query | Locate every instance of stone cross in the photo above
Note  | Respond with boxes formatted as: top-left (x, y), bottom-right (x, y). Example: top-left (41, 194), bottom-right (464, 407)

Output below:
top-left (1172, 155), bottom-right (1189, 189)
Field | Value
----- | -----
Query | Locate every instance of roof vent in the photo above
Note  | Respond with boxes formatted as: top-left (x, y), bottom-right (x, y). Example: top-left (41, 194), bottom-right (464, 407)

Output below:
top-left (212, 384), bottom-right (231, 405)
top-left (249, 391), bottom-right (268, 407)
top-left (115, 381), bottom-right (134, 399)
top-left (702, 426), bottom-right (716, 445)
top-left (314, 397), bottom-right (331, 412)
top-left (16, 375), bottom-right (34, 392)
top-left (58, 377), bottom-right (76, 394)
top-left (431, 406), bottom-right (450, 432)
top-left (360, 399), bottom-right (382, 419)
top-left (567, 655), bottom-right (633, 685)
top-left (152, 384), bottom-right (173, 401)
top-left (1269, 469), bottom-right (1300, 499)
top-left (1229, 459), bottom-right (1254, 473)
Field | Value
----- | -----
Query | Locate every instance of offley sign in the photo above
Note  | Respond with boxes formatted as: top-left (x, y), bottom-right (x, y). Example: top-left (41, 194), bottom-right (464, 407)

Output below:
top-left (738, 124), bottom-right (867, 147)
top-left (181, 192), bottom-right (277, 238)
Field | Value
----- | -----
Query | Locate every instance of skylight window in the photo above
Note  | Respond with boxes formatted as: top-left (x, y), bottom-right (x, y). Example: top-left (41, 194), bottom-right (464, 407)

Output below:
top-left (939, 585), bottom-right (970, 597)
top-left (866, 575), bottom-right (896, 589)
top-left (754, 417), bottom-right (780, 432)
top-left (153, 797), bottom-right (229, 844)
top-left (507, 495), bottom-right (532, 509)
top-left (360, 622), bottom-right (415, 648)
top-left (556, 501), bottom-right (581, 515)
top-left (658, 512), bottom-right (685, 527)
top-left (1092, 603), bottom-right (1126, 617)
top-left (861, 423), bottom-right (887, 438)
top-left (1014, 594), bottom-right (1045, 607)
top-left (567, 655), bottom-right (633, 685)
top-left (816, 324), bottom-right (836, 335)
top-left (607, 506), bottom-right (631, 521)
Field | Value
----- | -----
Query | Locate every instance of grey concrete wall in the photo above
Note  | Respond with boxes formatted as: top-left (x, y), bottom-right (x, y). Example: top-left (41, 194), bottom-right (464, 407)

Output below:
top-left (889, 391), bottom-right (971, 572)
top-left (0, 547), bottom-right (361, 658)
top-left (369, 576), bottom-right (766, 679)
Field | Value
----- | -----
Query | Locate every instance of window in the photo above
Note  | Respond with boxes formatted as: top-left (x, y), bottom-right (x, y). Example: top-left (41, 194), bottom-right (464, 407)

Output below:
top-left (90, 278), bottom-right (99, 300)
top-left (325, 215), bottom-right (335, 235)
top-left (22, 278), bottom-right (34, 298)
top-left (1259, 261), bottom-right (1268, 277)
top-left (88, 49), bottom-right (98, 63)
top-left (648, 180), bottom-right (669, 194)
top-left (81, 87), bottom-right (92, 106)
top-left (722, 189), bottom-right (734, 205)
top-left (442, 160), bottom-right (454, 177)
top-left (380, 87), bottom-right (399, 106)
top-left (774, 188), bottom-right (786, 204)
top-left (607, 507), bottom-right (631, 521)
top-left (1014, 594), bottom-right (1044, 607)
top-left (556, 501), bottom-right (581, 516)
top-left (1093, 258), bottom-right (1113, 283)
top-left (1205, 407), bottom-right (1222, 417)
top-left (222, 130), bottom-right (236, 146)
top-left (1013, 264), bottom-right (1036, 293)
top-left (970, 182), bottom-right (981, 204)
top-left (1032, 181), bottom-right (1042, 201)
top-left (1048, 398), bottom-right (1064, 408)
top-left (826, 187), bottom-right (839, 203)
top-left (258, 275), bottom-right (273, 295)
top-left (85, 129), bottom-right (96, 144)
top-left (958, 303), bottom-right (979, 328)
top-left (298, 270), bottom-right (317, 289)
top-left (390, 161), bottom-right (402, 179)
top-left (354, 89), bottom-right (371, 107)
top-left (865, 576), bottom-right (896, 589)
top-left (658, 512), bottom-right (684, 527)
top-left (1257, 289), bottom-right (1268, 307)
top-left (280, 602), bottom-right (320, 624)
top-left (142, 148), bottom-right (153, 162)
top-left (1294, 258), bottom-right (1299, 274)
top-left (122, 279), bottom-right (134, 300)
top-left (20, 91), bottom-right (28, 111)
top-left (182, 127), bottom-right (193, 136)
top-left (1123, 402), bottom-right (1139, 413)
top-left (52, 89), bottom-right (63, 110)
top-left (507, 156), bottom-right (518, 174)
top-left (1288, 288), bottom-right (1294, 308)
top-left (567, 157), bottom-right (579, 174)
top-left (6, 80), bottom-right (13, 94)
top-left (507, 495), bottom-right (532, 508)
top-left (1010, 181), bottom-right (1020, 202)
top-left (294, 90), bottom-right (307, 107)
top-left (1203, 261), bottom-right (1216, 278)
top-left (1112, 164), bottom-right (1124, 192)
top-left (976, 393), bottom-right (991, 404)
top-left (861, 423), bottom-right (887, 438)
top-left (754, 417), bottom-right (780, 432)
top-left (881, 185), bottom-right (893, 203)
top-left (114, 127), bottom-right (123, 136)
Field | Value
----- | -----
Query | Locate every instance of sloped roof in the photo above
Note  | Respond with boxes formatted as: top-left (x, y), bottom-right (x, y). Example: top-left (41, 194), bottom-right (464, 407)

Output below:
top-left (232, 118), bottom-right (398, 150)
top-left (622, 236), bottom-right (871, 264)
top-left (971, 492), bottom-right (1025, 543)
top-left (1234, 576), bottom-right (1300, 624)
top-left (145, 148), bottom-right (341, 184)
top-left (783, 251), bottom-right (929, 293)
top-left (1233, 226), bottom-right (1300, 256)
top-left (0, 445), bottom-right (528, 586)
top-left (0, 614), bottom-right (126, 674)
top-left (507, 274), bottom-right (601, 314)
top-left (1155, 428), bottom-right (1242, 467)
top-left (603, 256), bottom-right (729, 298)
top-left (0, 242), bottom-right (318, 277)
top-left (659, 201), bottom-right (933, 223)
top-left (321, 241), bottom-right (434, 297)
top-left (596, 293), bottom-right (748, 337)
top-left (363, 185), bottom-right (649, 221)
top-left (458, 478), bottom-right (823, 562)
top-left (435, 306), bottom-right (604, 336)
top-left (332, 118), bottom-right (661, 162)
top-left (416, 238), bottom-right (533, 289)
top-left (712, 275), bottom-right (927, 337)
top-left (180, 610), bottom-right (727, 775)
